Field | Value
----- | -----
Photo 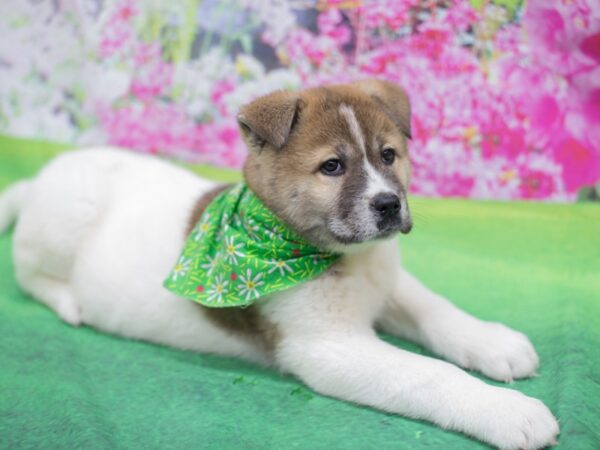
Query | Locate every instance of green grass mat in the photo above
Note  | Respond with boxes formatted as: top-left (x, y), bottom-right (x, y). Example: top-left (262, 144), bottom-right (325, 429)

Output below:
top-left (1, 136), bottom-right (599, 449)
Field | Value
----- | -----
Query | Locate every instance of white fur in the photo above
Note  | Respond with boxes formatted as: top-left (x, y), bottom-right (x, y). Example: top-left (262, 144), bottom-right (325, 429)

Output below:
top-left (0, 180), bottom-right (30, 233)
top-left (10, 149), bottom-right (266, 363)
top-left (339, 103), bottom-right (366, 153)
top-left (3, 148), bottom-right (559, 449)
top-left (363, 158), bottom-right (395, 197)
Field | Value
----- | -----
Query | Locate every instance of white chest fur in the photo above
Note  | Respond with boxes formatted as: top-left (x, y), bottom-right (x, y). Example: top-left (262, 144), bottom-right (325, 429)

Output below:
top-left (263, 240), bottom-right (400, 337)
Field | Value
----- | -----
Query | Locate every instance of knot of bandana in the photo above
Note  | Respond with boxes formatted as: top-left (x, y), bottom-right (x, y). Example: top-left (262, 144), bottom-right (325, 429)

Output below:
top-left (164, 183), bottom-right (341, 308)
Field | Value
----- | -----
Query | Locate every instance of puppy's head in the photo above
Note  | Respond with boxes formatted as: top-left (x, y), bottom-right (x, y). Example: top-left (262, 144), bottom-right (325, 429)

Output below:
top-left (239, 79), bottom-right (412, 250)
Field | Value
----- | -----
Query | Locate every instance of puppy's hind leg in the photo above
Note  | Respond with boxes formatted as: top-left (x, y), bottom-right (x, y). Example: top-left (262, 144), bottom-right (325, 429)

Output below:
top-left (17, 273), bottom-right (81, 326)
top-left (12, 153), bottom-right (110, 326)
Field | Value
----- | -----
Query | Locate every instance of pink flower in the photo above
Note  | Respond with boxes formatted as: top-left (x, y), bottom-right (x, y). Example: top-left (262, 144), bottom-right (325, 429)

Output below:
top-left (518, 168), bottom-right (557, 199)
top-left (530, 96), bottom-right (561, 133)
top-left (481, 124), bottom-right (527, 161)
top-left (318, 9), bottom-right (351, 46)
top-left (129, 43), bottom-right (173, 101)
top-left (580, 32), bottom-right (600, 63)
top-left (554, 137), bottom-right (600, 193)
top-left (193, 120), bottom-right (246, 168)
top-left (99, 22), bottom-right (134, 58)
top-left (358, 0), bottom-right (416, 31)
top-left (211, 80), bottom-right (236, 116)
top-left (117, 3), bottom-right (137, 21)
top-left (443, 0), bottom-right (479, 32)
top-left (524, 0), bottom-right (599, 77)
top-left (525, 5), bottom-right (569, 57)
top-left (99, 103), bottom-right (195, 155)
top-left (98, 0), bottom-right (138, 58)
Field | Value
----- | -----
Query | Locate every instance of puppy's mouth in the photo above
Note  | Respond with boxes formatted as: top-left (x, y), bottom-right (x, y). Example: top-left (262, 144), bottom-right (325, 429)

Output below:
top-left (378, 216), bottom-right (412, 235)
top-left (328, 215), bottom-right (412, 245)
top-left (371, 215), bottom-right (413, 241)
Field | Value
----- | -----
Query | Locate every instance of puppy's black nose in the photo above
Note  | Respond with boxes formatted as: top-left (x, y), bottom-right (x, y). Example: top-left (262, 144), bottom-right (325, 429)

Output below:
top-left (370, 193), bottom-right (401, 218)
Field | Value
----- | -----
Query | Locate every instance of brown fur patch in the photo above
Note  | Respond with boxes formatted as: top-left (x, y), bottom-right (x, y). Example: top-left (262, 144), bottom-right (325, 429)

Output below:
top-left (186, 183), bottom-right (281, 353)
top-left (203, 305), bottom-right (281, 354)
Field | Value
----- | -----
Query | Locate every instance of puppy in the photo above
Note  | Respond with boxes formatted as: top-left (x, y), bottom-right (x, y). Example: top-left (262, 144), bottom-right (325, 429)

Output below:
top-left (0, 80), bottom-right (559, 449)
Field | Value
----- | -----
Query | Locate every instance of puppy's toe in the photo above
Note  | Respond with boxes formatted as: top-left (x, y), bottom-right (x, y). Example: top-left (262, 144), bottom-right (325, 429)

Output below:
top-left (475, 387), bottom-right (560, 450)
top-left (57, 297), bottom-right (82, 327)
top-left (470, 323), bottom-right (539, 381)
top-left (426, 319), bottom-right (539, 382)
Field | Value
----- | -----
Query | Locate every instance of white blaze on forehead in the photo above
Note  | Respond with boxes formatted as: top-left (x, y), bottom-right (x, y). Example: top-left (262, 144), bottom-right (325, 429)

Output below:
top-left (339, 103), bottom-right (366, 153)
top-left (339, 103), bottom-right (395, 197)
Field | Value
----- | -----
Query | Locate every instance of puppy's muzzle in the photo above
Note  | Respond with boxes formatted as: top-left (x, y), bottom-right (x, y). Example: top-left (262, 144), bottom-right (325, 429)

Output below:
top-left (370, 192), bottom-right (411, 234)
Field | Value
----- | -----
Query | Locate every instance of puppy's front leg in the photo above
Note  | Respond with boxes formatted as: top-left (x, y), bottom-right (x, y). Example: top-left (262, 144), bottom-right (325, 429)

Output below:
top-left (378, 268), bottom-right (539, 382)
top-left (276, 333), bottom-right (558, 450)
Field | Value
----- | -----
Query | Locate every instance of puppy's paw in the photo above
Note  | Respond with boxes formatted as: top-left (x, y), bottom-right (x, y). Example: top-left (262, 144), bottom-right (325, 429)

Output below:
top-left (473, 387), bottom-right (559, 450)
top-left (57, 296), bottom-right (82, 327)
top-left (425, 318), bottom-right (539, 381)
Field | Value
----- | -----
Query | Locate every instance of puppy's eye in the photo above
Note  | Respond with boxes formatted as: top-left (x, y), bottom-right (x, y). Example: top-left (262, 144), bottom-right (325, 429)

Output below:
top-left (381, 147), bottom-right (395, 165)
top-left (320, 159), bottom-right (345, 176)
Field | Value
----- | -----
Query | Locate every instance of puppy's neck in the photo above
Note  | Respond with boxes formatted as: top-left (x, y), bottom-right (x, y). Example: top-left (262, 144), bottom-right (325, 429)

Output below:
top-left (329, 235), bottom-right (397, 256)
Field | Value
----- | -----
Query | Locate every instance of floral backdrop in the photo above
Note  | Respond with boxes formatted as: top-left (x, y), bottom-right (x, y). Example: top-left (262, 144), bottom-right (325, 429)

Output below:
top-left (0, 0), bottom-right (599, 201)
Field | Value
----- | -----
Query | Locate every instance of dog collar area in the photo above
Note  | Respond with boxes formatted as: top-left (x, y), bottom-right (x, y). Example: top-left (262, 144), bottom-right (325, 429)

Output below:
top-left (164, 183), bottom-right (341, 307)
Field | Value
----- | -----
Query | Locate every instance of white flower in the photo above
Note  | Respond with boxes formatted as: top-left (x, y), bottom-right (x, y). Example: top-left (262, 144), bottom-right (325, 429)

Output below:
top-left (238, 269), bottom-right (265, 301)
top-left (267, 259), bottom-right (293, 276)
top-left (194, 214), bottom-right (212, 240)
top-left (234, 54), bottom-right (265, 79)
top-left (206, 275), bottom-right (229, 304)
top-left (224, 236), bottom-right (244, 264)
top-left (171, 257), bottom-right (191, 281)
top-left (200, 255), bottom-right (219, 275)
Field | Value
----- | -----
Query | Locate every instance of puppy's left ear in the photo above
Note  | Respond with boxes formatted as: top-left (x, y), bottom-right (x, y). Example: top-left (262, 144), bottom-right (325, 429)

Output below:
top-left (353, 79), bottom-right (412, 139)
top-left (237, 91), bottom-right (299, 150)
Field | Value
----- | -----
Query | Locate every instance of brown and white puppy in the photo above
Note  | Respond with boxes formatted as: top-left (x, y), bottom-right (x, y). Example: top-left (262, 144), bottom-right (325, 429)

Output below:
top-left (0, 80), bottom-right (558, 450)
top-left (240, 80), bottom-right (412, 249)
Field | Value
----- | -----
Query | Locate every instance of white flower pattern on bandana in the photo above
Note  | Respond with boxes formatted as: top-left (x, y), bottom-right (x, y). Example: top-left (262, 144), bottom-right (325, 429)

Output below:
top-left (164, 183), bottom-right (341, 308)
top-left (200, 254), bottom-right (219, 275)
top-left (206, 275), bottom-right (229, 304)
top-left (223, 235), bottom-right (244, 264)
top-left (238, 269), bottom-right (265, 301)
top-left (171, 257), bottom-right (191, 281)
top-left (267, 259), bottom-right (293, 276)
top-left (193, 214), bottom-right (212, 241)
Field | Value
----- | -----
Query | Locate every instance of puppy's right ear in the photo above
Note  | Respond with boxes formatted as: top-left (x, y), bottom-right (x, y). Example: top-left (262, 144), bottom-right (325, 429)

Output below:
top-left (352, 79), bottom-right (411, 139)
top-left (237, 91), bottom-right (299, 151)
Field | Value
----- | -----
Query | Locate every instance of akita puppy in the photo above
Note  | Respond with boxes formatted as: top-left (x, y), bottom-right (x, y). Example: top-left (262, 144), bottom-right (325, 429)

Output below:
top-left (0, 80), bottom-right (558, 449)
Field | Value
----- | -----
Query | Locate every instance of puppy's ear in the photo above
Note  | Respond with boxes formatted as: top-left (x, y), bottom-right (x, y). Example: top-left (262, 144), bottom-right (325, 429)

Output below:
top-left (237, 91), bottom-right (299, 150)
top-left (353, 79), bottom-right (411, 139)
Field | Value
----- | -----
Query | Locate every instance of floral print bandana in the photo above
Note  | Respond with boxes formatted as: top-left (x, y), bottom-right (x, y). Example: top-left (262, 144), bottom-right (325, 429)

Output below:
top-left (164, 183), bottom-right (341, 308)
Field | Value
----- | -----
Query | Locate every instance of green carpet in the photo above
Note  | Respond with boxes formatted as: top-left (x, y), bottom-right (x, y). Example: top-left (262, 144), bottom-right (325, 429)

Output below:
top-left (0, 136), bottom-right (599, 449)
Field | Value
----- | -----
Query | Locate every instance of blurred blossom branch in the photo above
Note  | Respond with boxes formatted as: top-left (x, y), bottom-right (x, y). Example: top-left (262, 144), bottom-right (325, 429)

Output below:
top-left (0, 0), bottom-right (598, 200)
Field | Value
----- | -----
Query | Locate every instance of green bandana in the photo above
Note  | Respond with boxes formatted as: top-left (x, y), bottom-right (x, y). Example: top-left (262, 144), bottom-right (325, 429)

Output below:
top-left (164, 183), bottom-right (341, 308)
